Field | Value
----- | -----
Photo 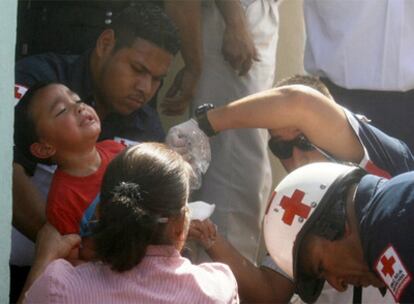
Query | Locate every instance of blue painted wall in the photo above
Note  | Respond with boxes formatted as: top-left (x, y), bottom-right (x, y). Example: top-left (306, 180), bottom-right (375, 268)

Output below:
top-left (0, 0), bottom-right (17, 301)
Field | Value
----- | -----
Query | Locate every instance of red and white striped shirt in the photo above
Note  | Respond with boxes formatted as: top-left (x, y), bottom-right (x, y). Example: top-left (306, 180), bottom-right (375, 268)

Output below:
top-left (25, 246), bottom-right (239, 304)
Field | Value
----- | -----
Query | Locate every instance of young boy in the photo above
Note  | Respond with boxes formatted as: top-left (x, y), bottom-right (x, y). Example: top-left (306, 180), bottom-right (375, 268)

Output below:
top-left (14, 83), bottom-right (125, 257)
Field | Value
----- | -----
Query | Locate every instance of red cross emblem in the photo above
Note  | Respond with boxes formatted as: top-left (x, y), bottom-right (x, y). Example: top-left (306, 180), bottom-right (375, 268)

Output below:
top-left (381, 255), bottom-right (396, 277)
top-left (280, 190), bottom-right (311, 225)
top-left (15, 84), bottom-right (28, 102)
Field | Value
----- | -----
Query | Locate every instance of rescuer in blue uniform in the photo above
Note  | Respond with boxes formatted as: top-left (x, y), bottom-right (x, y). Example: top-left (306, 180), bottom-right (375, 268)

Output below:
top-left (265, 163), bottom-right (414, 303)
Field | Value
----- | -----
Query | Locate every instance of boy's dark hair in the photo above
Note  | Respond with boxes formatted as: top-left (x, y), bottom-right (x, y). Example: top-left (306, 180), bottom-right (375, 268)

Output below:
top-left (111, 4), bottom-right (180, 55)
top-left (14, 82), bottom-right (55, 165)
top-left (275, 75), bottom-right (333, 99)
top-left (93, 143), bottom-right (191, 272)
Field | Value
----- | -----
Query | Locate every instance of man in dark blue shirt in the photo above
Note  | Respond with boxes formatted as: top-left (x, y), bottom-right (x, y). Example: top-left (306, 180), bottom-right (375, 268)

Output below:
top-left (265, 162), bottom-right (414, 303)
top-left (11, 4), bottom-right (179, 301)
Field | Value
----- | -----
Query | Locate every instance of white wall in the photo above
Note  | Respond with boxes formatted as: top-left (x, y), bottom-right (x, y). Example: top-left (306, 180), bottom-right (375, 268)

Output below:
top-left (0, 0), bottom-right (17, 300)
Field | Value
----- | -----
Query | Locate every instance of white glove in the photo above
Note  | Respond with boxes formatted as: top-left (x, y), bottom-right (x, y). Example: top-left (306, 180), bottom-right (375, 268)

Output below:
top-left (166, 119), bottom-right (211, 190)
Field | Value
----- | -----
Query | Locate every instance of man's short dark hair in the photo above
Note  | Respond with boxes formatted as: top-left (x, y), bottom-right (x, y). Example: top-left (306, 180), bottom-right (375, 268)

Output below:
top-left (111, 4), bottom-right (180, 55)
top-left (14, 82), bottom-right (54, 165)
top-left (275, 75), bottom-right (333, 99)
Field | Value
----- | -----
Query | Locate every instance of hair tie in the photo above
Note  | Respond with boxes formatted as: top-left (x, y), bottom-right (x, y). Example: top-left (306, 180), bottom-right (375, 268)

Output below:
top-left (112, 182), bottom-right (144, 204)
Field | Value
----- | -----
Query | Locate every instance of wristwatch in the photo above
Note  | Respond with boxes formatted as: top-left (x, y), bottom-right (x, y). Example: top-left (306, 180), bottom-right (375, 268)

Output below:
top-left (195, 103), bottom-right (218, 137)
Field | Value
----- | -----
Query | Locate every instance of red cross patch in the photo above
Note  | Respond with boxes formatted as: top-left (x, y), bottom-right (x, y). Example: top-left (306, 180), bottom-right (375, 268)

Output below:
top-left (114, 137), bottom-right (137, 147)
top-left (279, 189), bottom-right (311, 225)
top-left (15, 84), bottom-right (28, 102)
top-left (375, 245), bottom-right (411, 301)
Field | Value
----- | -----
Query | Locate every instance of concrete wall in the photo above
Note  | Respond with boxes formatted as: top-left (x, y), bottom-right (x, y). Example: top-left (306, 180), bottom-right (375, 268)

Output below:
top-left (0, 0), bottom-right (17, 301)
top-left (271, 0), bottom-right (305, 186)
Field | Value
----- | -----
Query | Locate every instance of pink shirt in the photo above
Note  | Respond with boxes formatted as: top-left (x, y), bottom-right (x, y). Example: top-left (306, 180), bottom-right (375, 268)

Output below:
top-left (25, 246), bottom-right (239, 304)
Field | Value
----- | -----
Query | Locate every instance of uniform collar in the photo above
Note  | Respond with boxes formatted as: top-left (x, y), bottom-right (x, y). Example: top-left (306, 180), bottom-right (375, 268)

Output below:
top-left (354, 174), bottom-right (386, 225)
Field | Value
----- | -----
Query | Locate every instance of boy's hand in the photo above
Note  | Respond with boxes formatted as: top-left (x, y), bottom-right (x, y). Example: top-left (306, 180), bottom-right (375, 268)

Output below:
top-left (188, 219), bottom-right (217, 249)
top-left (35, 223), bottom-right (81, 264)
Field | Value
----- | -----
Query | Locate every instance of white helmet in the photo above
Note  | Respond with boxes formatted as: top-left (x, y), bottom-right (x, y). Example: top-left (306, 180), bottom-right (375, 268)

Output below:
top-left (263, 162), bottom-right (366, 303)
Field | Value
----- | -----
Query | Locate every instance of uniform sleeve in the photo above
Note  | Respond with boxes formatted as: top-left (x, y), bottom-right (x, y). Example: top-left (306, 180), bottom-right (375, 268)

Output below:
top-left (15, 54), bottom-right (60, 86)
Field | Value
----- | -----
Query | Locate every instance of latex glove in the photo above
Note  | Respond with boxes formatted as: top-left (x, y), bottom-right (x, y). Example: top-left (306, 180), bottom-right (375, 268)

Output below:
top-left (161, 67), bottom-right (200, 116)
top-left (166, 119), bottom-right (211, 189)
top-left (222, 22), bottom-right (259, 76)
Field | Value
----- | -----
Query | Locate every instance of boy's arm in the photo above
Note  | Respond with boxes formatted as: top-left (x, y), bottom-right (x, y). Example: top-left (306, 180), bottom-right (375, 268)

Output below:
top-left (206, 85), bottom-right (364, 163)
top-left (17, 223), bottom-right (80, 304)
top-left (188, 220), bottom-right (294, 302)
top-left (205, 234), bottom-right (295, 303)
top-left (13, 163), bottom-right (46, 241)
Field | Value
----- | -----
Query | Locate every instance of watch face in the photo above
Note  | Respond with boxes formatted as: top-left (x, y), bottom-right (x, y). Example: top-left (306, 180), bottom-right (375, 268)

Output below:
top-left (196, 103), bottom-right (215, 117)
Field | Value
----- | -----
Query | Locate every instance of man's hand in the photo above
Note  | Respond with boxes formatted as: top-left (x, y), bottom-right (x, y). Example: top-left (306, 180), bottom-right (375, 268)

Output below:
top-left (166, 119), bottom-right (211, 189)
top-left (162, 67), bottom-right (200, 116)
top-left (222, 24), bottom-right (259, 76)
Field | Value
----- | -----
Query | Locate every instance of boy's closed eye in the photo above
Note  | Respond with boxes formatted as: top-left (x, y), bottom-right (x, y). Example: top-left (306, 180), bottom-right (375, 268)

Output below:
top-left (55, 106), bottom-right (67, 117)
top-left (55, 100), bottom-right (84, 117)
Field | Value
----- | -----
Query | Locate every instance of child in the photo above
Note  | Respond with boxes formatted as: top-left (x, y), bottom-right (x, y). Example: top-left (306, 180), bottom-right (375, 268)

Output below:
top-left (14, 82), bottom-right (125, 258)
top-left (24, 143), bottom-right (239, 303)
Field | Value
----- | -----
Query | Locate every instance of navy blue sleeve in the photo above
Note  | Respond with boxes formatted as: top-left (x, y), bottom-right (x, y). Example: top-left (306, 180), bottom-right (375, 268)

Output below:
top-left (358, 119), bottom-right (414, 176)
top-left (358, 173), bottom-right (414, 303)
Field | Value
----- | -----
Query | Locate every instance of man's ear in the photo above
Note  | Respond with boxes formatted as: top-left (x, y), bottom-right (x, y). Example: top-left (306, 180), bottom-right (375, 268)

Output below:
top-left (30, 142), bottom-right (56, 160)
top-left (96, 29), bottom-right (116, 58)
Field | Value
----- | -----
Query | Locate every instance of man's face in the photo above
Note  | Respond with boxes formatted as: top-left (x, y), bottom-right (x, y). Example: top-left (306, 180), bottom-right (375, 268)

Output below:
top-left (299, 234), bottom-right (383, 292)
top-left (96, 37), bottom-right (173, 116)
top-left (269, 129), bottom-right (329, 173)
top-left (31, 84), bottom-right (101, 152)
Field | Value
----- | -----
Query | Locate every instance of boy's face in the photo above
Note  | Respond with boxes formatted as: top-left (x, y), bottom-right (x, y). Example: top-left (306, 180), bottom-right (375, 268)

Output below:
top-left (31, 84), bottom-right (101, 153)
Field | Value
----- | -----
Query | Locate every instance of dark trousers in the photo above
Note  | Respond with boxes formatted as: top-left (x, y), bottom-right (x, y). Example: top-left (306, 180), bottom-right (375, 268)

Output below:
top-left (322, 78), bottom-right (414, 152)
top-left (9, 265), bottom-right (30, 304)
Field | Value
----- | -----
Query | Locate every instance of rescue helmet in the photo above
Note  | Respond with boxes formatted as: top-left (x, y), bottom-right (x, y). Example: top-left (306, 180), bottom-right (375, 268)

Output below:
top-left (263, 162), bottom-right (366, 303)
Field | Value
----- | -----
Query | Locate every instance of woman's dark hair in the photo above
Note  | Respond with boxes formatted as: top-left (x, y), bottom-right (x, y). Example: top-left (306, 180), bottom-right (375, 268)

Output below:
top-left (93, 143), bottom-right (191, 272)
top-left (110, 4), bottom-right (180, 55)
top-left (14, 82), bottom-right (56, 165)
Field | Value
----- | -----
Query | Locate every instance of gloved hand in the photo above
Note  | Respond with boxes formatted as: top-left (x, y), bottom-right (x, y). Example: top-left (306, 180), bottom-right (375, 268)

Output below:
top-left (166, 119), bottom-right (211, 190)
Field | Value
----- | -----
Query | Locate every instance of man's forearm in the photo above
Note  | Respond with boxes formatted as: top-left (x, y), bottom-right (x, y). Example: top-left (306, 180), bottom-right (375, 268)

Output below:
top-left (206, 87), bottom-right (302, 132)
top-left (215, 0), bottom-right (247, 28)
top-left (164, 0), bottom-right (203, 74)
top-left (13, 163), bottom-right (46, 241)
top-left (206, 234), bottom-right (294, 303)
top-left (205, 86), bottom-right (364, 163)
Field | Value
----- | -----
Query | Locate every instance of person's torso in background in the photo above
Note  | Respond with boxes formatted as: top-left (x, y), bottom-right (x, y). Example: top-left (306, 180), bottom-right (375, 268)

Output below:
top-left (304, 0), bottom-right (414, 91)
